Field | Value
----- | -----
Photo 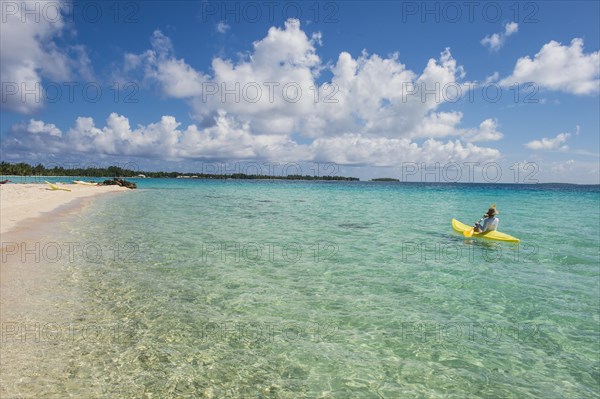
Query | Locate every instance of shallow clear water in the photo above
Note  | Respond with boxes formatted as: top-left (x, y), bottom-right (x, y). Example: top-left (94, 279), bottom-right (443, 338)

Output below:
top-left (3, 180), bottom-right (599, 398)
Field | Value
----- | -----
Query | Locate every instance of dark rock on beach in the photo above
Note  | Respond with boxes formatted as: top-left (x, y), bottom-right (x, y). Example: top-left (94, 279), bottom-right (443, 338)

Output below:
top-left (100, 178), bottom-right (137, 189)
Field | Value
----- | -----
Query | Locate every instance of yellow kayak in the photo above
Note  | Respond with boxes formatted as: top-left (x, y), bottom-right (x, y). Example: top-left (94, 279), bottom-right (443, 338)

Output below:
top-left (45, 181), bottom-right (72, 192)
top-left (452, 219), bottom-right (520, 243)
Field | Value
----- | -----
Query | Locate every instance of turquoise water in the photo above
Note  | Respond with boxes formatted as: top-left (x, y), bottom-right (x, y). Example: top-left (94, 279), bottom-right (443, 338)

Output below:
top-left (3, 180), bottom-right (599, 398)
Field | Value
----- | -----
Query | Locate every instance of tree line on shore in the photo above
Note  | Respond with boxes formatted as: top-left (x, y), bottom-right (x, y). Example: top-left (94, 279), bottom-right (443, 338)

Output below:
top-left (0, 162), bottom-right (359, 181)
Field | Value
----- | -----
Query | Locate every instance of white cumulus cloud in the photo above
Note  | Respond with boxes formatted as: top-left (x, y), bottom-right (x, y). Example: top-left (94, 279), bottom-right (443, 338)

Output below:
top-left (500, 38), bottom-right (600, 95)
top-left (0, 0), bottom-right (93, 114)
top-left (310, 135), bottom-right (500, 167)
top-left (463, 119), bottom-right (504, 142)
top-left (505, 22), bottom-right (519, 35)
top-left (525, 132), bottom-right (571, 151)
top-left (5, 112), bottom-right (502, 166)
top-left (216, 21), bottom-right (230, 34)
top-left (124, 20), bottom-right (489, 142)
top-left (6, 19), bottom-right (505, 168)
top-left (481, 22), bottom-right (519, 52)
top-left (26, 119), bottom-right (62, 137)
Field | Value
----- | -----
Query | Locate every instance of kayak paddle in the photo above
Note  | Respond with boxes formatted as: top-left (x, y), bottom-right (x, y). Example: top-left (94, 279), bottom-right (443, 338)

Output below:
top-left (463, 218), bottom-right (483, 237)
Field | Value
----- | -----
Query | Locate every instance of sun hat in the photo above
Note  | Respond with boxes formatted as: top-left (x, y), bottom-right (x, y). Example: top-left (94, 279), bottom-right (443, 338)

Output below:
top-left (486, 204), bottom-right (499, 216)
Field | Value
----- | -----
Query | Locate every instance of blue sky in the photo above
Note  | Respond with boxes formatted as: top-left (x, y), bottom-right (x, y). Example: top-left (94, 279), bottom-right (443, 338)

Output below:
top-left (1, 0), bottom-right (599, 182)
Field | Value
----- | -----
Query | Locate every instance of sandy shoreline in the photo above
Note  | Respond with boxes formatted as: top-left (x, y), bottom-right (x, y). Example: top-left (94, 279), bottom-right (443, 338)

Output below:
top-left (0, 183), bottom-right (130, 236)
top-left (0, 182), bottom-right (132, 398)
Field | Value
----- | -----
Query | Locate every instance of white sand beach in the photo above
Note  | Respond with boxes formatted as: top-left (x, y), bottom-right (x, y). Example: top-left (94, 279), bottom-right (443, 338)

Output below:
top-left (0, 183), bottom-right (130, 236)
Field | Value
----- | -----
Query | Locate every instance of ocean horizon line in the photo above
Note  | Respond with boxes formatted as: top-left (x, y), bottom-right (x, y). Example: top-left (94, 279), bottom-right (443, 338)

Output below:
top-left (2, 174), bottom-right (599, 187)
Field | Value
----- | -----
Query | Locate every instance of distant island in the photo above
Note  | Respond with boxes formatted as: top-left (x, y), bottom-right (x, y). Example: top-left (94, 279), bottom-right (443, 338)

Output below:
top-left (0, 162), bottom-right (360, 181)
top-left (370, 178), bottom-right (400, 182)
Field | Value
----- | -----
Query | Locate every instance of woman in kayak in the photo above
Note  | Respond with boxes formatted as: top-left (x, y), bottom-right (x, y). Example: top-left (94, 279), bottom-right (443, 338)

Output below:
top-left (474, 205), bottom-right (499, 233)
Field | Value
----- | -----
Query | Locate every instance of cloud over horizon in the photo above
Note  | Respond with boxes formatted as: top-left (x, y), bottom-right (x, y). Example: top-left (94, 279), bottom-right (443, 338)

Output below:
top-left (5, 19), bottom-right (504, 167)
top-left (4, 112), bottom-right (502, 166)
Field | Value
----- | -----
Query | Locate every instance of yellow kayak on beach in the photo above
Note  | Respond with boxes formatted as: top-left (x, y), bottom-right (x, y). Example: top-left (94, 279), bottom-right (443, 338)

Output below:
top-left (45, 181), bottom-right (72, 192)
top-left (452, 218), bottom-right (520, 243)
